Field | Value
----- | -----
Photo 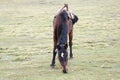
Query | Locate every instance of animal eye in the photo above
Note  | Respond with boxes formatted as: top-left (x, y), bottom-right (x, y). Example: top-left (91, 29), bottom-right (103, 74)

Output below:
top-left (64, 44), bottom-right (68, 49)
top-left (57, 45), bottom-right (61, 50)
top-left (58, 47), bottom-right (61, 50)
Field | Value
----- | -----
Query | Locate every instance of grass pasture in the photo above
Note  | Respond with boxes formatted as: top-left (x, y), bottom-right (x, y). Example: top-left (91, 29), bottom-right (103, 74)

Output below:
top-left (0, 0), bottom-right (120, 80)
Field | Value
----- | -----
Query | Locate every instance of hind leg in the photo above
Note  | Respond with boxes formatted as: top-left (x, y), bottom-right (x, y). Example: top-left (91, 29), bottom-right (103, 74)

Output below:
top-left (69, 31), bottom-right (73, 59)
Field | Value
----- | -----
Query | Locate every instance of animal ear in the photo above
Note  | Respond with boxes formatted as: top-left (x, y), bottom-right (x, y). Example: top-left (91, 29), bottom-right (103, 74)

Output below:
top-left (64, 44), bottom-right (68, 49)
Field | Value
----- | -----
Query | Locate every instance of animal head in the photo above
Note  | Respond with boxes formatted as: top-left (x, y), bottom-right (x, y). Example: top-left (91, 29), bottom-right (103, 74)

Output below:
top-left (57, 44), bottom-right (68, 73)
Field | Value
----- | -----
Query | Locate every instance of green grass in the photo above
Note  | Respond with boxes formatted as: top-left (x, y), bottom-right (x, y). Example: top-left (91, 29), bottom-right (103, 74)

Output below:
top-left (0, 0), bottom-right (120, 80)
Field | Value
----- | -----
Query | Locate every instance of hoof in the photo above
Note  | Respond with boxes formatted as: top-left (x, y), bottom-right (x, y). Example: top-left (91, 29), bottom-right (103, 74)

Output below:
top-left (63, 69), bottom-right (67, 73)
top-left (69, 56), bottom-right (73, 59)
top-left (50, 64), bottom-right (55, 69)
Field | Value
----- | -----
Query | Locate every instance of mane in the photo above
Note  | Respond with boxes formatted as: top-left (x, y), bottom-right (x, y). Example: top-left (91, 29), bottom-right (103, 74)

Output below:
top-left (58, 10), bottom-right (68, 44)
